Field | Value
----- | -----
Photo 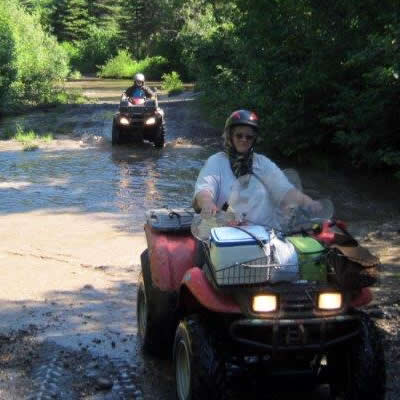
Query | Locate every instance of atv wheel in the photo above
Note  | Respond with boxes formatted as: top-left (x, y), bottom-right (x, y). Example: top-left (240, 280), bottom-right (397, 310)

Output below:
top-left (137, 281), bottom-right (150, 344)
top-left (111, 121), bottom-right (120, 145)
top-left (328, 312), bottom-right (386, 400)
top-left (173, 316), bottom-right (227, 400)
top-left (153, 124), bottom-right (165, 148)
top-left (137, 250), bottom-right (176, 357)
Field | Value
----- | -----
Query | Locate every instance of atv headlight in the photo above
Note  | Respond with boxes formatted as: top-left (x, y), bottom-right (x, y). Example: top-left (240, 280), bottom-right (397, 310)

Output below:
top-left (119, 116), bottom-right (130, 125)
top-left (145, 117), bottom-right (156, 125)
top-left (252, 295), bottom-right (277, 313)
top-left (318, 292), bottom-right (342, 310)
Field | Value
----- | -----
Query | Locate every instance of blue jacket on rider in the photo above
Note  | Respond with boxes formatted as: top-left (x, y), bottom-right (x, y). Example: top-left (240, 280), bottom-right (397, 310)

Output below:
top-left (125, 84), bottom-right (155, 99)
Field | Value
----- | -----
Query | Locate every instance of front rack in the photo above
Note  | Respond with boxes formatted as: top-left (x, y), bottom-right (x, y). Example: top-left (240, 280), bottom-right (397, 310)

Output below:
top-left (120, 105), bottom-right (156, 114)
top-left (203, 244), bottom-right (300, 287)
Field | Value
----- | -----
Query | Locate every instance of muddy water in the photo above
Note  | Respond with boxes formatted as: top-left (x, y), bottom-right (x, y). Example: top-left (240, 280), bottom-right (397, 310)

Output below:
top-left (0, 79), bottom-right (399, 400)
top-left (0, 79), bottom-right (398, 228)
top-left (0, 91), bottom-right (218, 232)
top-left (0, 140), bottom-right (208, 225)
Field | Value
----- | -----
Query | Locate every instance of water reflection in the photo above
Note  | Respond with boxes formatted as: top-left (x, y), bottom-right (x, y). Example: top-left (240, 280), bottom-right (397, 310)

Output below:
top-left (1, 138), bottom-right (399, 233)
top-left (0, 77), bottom-right (398, 238)
top-left (0, 140), bottom-right (213, 233)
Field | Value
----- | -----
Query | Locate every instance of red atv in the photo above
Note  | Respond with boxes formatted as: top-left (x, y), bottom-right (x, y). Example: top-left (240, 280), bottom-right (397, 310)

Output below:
top-left (112, 93), bottom-right (165, 148)
top-left (137, 172), bottom-right (385, 400)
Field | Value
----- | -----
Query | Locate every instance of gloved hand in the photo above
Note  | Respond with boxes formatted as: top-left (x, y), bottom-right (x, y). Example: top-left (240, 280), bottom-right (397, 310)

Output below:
top-left (200, 201), bottom-right (218, 218)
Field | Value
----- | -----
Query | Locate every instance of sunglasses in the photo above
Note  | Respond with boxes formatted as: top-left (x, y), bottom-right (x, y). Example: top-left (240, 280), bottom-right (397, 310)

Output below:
top-left (233, 133), bottom-right (256, 141)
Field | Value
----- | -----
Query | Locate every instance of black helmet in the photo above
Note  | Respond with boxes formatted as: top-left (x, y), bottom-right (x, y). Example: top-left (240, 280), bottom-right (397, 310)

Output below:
top-left (224, 109), bottom-right (259, 132)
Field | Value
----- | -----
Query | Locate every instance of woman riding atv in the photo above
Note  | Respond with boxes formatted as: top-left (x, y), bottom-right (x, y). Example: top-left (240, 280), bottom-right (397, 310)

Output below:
top-left (193, 109), bottom-right (321, 225)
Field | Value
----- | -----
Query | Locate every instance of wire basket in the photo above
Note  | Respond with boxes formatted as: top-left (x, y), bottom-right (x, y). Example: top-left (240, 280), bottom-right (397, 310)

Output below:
top-left (210, 256), bottom-right (299, 287)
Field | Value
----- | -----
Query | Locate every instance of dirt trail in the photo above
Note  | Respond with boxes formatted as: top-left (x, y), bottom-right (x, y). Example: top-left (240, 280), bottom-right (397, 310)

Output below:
top-left (0, 91), bottom-right (203, 399)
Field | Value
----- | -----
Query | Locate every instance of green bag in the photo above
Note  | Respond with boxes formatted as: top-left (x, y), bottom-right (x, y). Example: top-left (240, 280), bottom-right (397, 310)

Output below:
top-left (287, 236), bottom-right (327, 282)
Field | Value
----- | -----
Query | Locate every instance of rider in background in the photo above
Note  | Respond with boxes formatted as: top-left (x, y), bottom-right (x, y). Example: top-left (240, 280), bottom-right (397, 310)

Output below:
top-left (193, 109), bottom-right (320, 226)
top-left (124, 73), bottom-right (155, 99)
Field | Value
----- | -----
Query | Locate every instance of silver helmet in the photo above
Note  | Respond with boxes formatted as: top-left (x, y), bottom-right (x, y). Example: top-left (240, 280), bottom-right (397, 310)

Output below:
top-left (134, 73), bottom-right (145, 86)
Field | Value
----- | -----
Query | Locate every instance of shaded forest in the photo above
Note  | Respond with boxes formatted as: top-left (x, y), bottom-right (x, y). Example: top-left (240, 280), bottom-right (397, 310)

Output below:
top-left (1, 0), bottom-right (399, 176)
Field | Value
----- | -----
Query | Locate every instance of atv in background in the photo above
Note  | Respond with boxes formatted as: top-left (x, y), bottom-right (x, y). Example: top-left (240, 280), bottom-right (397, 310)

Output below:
top-left (112, 91), bottom-right (165, 148)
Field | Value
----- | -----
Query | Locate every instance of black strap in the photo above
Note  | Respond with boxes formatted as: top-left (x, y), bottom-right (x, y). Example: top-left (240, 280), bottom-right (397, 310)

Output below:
top-left (232, 226), bottom-right (265, 249)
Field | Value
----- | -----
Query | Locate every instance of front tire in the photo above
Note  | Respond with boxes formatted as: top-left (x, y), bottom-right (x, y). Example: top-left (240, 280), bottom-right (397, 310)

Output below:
top-left (328, 312), bottom-right (386, 399)
top-left (137, 250), bottom-right (176, 357)
top-left (153, 124), bottom-right (165, 148)
top-left (112, 121), bottom-right (120, 145)
top-left (173, 316), bottom-right (227, 400)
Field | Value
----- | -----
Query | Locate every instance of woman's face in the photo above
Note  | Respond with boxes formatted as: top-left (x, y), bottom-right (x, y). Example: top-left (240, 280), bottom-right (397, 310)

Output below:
top-left (231, 125), bottom-right (256, 154)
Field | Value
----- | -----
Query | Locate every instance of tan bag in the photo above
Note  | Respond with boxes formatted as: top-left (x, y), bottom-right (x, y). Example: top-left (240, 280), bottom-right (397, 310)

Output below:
top-left (327, 243), bottom-right (380, 290)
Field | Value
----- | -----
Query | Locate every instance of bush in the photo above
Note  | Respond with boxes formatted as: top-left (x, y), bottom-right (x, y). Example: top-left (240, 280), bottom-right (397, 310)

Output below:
top-left (60, 27), bottom-right (119, 74)
top-left (0, 12), bottom-right (17, 107)
top-left (0, 0), bottom-right (69, 112)
top-left (97, 49), bottom-right (137, 78)
top-left (136, 56), bottom-right (169, 80)
top-left (161, 71), bottom-right (184, 95)
top-left (75, 26), bottom-right (119, 73)
top-left (97, 51), bottom-right (169, 79)
top-left (60, 41), bottom-right (81, 70)
top-left (68, 70), bottom-right (82, 80)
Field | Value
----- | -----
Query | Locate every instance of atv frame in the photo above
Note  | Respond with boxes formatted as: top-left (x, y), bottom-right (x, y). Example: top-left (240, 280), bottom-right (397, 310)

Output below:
top-left (137, 211), bottom-right (386, 400)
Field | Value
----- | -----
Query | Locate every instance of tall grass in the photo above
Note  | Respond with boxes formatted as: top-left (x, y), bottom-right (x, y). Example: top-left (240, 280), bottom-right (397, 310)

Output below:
top-left (14, 125), bottom-right (53, 151)
top-left (97, 50), bottom-right (169, 79)
top-left (161, 71), bottom-right (184, 95)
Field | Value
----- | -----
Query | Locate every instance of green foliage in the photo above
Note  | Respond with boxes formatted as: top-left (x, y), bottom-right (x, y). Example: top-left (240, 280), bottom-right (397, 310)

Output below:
top-left (161, 71), bottom-right (184, 95)
top-left (54, 90), bottom-right (88, 104)
top-left (0, 0), bottom-right (69, 112)
top-left (60, 41), bottom-right (81, 69)
top-left (138, 56), bottom-right (169, 80)
top-left (97, 50), bottom-right (168, 79)
top-left (178, 0), bottom-right (399, 175)
top-left (13, 124), bottom-right (53, 150)
top-left (76, 26), bottom-right (119, 72)
top-left (0, 11), bottom-right (17, 106)
top-left (97, 49), bottom-right (137, 78)
top-left (87, 0), bottom-right (121, 30)
top-left (60, 26), bottom-right (119, 73)
top-left (119, 0), bottom-right (165, 59)
top-left (2, 0), bottom-right (398, 176)
top-left (50, 0), bottom-right (90, 41)
top-left (68, 70), bottom-right (82, 80)
top-left (18, 0), bottom-right (54, 28)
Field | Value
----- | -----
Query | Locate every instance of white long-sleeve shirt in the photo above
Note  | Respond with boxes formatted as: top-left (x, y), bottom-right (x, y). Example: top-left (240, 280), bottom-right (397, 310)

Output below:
top-left (194, 152), bottom-right (293, 227)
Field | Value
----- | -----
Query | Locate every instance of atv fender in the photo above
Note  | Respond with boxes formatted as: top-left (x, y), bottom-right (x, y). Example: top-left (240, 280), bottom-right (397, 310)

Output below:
top-left (180, 267), bottom-right (240, 314)
top-left (144, 224), bottom-right (197, 291)
top-left (350, 287), bottom-right (373, 308)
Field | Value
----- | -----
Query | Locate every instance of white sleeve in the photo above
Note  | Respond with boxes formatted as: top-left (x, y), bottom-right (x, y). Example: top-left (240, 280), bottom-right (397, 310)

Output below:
top-left (258, 156), bottom-right (294, 206)
top-left (193, 154), bottom-right (221, 202)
